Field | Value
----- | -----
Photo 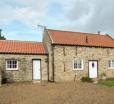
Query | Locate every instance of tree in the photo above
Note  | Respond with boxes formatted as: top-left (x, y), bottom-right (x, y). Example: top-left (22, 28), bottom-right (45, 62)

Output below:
top-left (0, 29), bottom-right (6, 40)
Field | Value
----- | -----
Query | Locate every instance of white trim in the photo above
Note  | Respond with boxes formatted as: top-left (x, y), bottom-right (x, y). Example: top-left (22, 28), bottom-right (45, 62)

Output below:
top-left (73, 59), bottom-right (84, 70)
top-left (89, 60), bottom-right (98, 78)
top-left (33, 60), bottom-right (41, 80)
top-left (108, 60), bottom-right (114, 69)
top-left (6, 60), bottom-right (18, 70)
top-left (108, 67), bottom-right (114, 69)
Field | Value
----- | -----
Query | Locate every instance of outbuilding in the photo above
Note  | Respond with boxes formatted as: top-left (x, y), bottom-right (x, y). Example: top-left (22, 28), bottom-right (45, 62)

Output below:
top-left (0, 40), bottom-right (48, 83)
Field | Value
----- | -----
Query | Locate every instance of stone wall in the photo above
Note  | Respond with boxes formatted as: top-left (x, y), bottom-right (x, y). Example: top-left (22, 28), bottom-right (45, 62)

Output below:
top-left (0, 54), bottom-right (48, 82)
top-left (43, 30), bottom-right (54, 81)
top-left (42, 29), bottom-right (114, 82)
top-left (53, 45), bottom-right (114, 82)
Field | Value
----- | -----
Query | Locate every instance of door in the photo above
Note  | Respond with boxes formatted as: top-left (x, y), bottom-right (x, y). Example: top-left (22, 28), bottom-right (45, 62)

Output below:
top-left (89, 61), bottom-right (98, 78)
top-left (33, 60), bottom-right (41, 80)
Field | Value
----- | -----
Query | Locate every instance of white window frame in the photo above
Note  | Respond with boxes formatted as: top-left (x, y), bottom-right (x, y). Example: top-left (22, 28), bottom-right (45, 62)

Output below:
top-left (6, 60), bottom-right (18, 70)
top-left (73, 59), bottom-right (83, 70)
top-left (108, 60), bottom-right (114, 69)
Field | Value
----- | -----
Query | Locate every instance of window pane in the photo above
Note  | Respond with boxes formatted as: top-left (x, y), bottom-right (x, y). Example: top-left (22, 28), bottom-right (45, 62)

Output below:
top-left (78, 63), bottom-right (81, 68)
top-left (78, 60), bottom-right (82, 68)
top-left (12, 64), bottom-right (14, 68)
top-left (13, 64), bottom-right (17, 68)
top-left (74, 62), bottom-right (75, 69)
top-left (74, 59), bottom-right (82, 69)
top-left (6, 60), bottom-right (17, 69)
top-left (15, 61), bottom-right (17, 65)
top-left (108, 60), bottom-right (111, 67)
top-left (11, 64), bottom-right (14, 68)
top-left (112, 61), bottom-right (114, 67)
top-left (7, 61), bottom-right (9, 68)
top-left (10, 61), bottom-right (12, 65)
top-left (74, 60), bottom-right (76, 69)
top-left (13, 61), bottom-right (17, 65)
top-left (77, 60), bottom-right (81, 68)
top-left (15, 64), bottom-right (16, 68)
top-left (92, 63), bottom-right (95, 68)
top-left (13, 61), bottom-right (15, 64)
top-left (108, 60), bottom-right (114, 68)
top-left (7, 61), bottom-right (10, 65)
top-left (7, 64), bottom-right (10, 68)
top-left (10, 64), bottom-right (12, 68)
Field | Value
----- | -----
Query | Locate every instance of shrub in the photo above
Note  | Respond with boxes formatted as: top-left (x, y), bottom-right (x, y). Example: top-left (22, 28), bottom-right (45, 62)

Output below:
top-left (81, 76), bottom-right (93, 82)
top-left (100, 72), bottom-right (106, 78)
top-left (2, 78), bottom-right (8, 84)
top-left (100, 72), bottom-right (106, 80)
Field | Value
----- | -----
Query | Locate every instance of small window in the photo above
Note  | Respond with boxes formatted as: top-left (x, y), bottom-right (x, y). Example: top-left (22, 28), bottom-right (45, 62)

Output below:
top-left (73, 59), bottom-right (83, 70)
top-left (108, 60), bottom-right (114, 69)
top-left (92, 62), bottom-right (95, 68)
top-left (6, 60), bottom-right (18, 70)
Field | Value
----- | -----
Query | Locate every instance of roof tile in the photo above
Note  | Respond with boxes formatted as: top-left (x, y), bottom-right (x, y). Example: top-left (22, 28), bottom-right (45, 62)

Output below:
top-left (0, 40), bottom-right (47, 54)
top-left (47, 29), bottom-right (114, 47)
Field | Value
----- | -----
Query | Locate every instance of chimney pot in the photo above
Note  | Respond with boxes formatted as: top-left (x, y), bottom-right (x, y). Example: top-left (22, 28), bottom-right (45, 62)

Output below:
top-left (98, 31), bottom-right (101, 34)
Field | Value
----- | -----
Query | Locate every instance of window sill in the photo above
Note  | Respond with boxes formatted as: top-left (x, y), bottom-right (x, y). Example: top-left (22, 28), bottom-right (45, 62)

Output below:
top-left (108, 67), bottom-right (114, 70)
top-left (73, 69), bottom-right (83, 71)
top-left (6, 69), bottom-right (18, 71)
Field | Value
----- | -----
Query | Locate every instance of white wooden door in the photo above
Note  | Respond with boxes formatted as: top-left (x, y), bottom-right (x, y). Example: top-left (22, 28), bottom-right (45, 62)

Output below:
top-left (89, 61), bottom-right (98, 78)
top-left (33, 60), bottom-right (41, 80)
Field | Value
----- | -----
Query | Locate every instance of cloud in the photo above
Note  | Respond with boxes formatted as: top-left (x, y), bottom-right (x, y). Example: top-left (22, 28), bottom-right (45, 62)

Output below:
top-left (86, 0), bottom-right (114, 34)
top-left (0, 0), bottom-right (51, 28)
top-left (64, 0), bottom-right (114, 35)
top-left (0, 0), bottom-right (114, 40)
top-left (66, 0), bottom-right (90, 21)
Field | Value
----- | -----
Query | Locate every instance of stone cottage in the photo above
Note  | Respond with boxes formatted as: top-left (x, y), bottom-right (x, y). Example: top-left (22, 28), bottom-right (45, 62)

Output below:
top-left (1, 28), bottom-right (114, 83)
top-left (0, 40), bottom-right (48, 83)
top-left (43, 29), bottom-right (114, 82)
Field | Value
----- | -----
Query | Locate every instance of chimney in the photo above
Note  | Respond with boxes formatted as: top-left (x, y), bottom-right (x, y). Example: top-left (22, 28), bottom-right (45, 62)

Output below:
top-left (0, 29), bottom-right (2, 37)
top-left (98, 31), bottom-right (101, 35)
top-left (86, 35), bottom-right (88, 43)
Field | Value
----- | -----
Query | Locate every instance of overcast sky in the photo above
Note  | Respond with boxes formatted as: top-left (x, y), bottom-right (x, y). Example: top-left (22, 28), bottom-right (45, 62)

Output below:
top-left (0, 0), bottom-right (114, 41)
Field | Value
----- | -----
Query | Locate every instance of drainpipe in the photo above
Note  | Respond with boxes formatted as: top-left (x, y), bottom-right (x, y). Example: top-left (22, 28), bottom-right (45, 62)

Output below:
top-left (52, 45), bottom-right (55, 82)
top-left (0, 70), bottom-right (1, 86)
top-left (47, 54), bottom-right (49, 81)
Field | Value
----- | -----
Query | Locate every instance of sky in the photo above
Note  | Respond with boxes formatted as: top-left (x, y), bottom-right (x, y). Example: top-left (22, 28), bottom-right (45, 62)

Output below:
top-left (0, 0), bottom-right (114, 41)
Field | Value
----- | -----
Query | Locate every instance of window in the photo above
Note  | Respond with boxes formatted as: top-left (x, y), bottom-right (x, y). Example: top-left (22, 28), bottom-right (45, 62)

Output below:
top-left (73, 59), bottom-right (83, 70)
top-left (92, 62), bottom-right (95, 68)
top-left (6, 60), bottom-right (18, 70)
top-left (108, 60), bottom-right (114, 69)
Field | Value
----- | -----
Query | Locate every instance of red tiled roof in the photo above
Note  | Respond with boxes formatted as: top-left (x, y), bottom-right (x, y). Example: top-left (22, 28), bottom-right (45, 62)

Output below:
top-left (47, 29), bottom-right (114, 48)
top-left (0, 40), bottom-right (47, 55)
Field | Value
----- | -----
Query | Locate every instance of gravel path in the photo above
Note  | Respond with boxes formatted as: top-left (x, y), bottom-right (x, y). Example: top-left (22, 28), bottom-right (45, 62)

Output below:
top-left (0, 82), bottom-right (114, 104)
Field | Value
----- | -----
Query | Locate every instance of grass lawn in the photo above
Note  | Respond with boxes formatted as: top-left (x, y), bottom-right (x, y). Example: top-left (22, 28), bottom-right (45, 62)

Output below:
top-left (99, 79), bottom-right (114, 87)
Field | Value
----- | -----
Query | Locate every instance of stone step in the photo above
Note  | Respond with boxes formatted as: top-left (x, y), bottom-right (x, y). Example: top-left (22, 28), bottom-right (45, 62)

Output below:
top-left (32, 80), bottom-right (41, 83)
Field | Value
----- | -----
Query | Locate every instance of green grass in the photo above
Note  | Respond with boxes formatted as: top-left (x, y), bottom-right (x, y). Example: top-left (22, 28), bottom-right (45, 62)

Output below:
top-left (99, 79), bottom-right (114, 87)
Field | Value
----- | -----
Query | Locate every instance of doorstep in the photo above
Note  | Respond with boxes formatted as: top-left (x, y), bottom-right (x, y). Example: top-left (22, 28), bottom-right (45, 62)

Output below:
top-left (93, 78), bottom-right (98, 84)
top-left (32, 80), bottom-right (41, 83)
